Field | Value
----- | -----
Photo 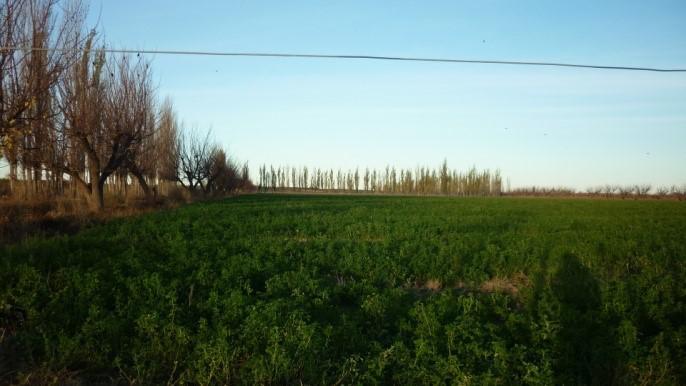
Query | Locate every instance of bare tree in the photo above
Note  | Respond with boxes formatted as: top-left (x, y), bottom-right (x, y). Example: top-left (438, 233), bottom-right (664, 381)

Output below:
top-left (617, 185), bottom-right (633, 199)
top-left (655, 186), bottom-right (669, 198)
top-left (1, 0), bottom-right (83, 194)
top-left (53, 33), bottom-right (157, 211)
top-left (176, 127), bottom-right (214, 194)
top-left (1, 0), bottom-right (30, 160)
top-left (203, 148), bottom-right (240, 194)
top-left (155, 98), bottom-right (179, 184)
top-left (636, 184), bottom-right (651, 197)
top-left (439, 159), bottom-right (449, 194)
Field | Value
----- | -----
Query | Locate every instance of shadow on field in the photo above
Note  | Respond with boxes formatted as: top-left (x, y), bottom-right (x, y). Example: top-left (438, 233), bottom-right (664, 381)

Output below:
top-left (549, 253), bottom-right (622, 385)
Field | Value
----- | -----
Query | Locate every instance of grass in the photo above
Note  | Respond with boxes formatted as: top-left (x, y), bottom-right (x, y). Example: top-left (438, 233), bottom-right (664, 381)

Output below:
top-left (1, 194), bottom-right (685, 384)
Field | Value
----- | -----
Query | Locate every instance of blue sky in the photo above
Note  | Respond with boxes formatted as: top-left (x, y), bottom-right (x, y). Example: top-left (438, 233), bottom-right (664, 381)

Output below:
top-left (83, 1), bottom-right (685, 188)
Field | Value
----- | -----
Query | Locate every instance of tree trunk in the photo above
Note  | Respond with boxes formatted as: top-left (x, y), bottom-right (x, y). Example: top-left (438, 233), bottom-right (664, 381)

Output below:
top-left (86, 162), bottom-right (105, 212)
top-left (33, 166), bottom-right (41, 197)
top-left (22, 166), bottom-right (29, 199)
top-left (129, 165), bottom-right (152, 200)
top-left (9, 162), bottom-right (17, 196)
top-left (89, 179), bottom-right (105, 211)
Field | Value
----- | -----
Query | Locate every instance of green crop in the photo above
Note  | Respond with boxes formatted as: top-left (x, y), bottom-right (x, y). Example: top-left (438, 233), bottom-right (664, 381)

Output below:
top-left (1, 195), bottom-right (685, 384)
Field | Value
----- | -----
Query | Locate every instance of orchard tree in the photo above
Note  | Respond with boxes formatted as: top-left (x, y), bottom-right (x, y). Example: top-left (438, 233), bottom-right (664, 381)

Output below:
top-left (59, 45), bottom-right (156, 210)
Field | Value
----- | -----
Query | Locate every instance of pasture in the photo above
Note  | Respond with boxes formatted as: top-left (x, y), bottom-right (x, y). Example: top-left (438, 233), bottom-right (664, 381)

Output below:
top-left (1, 194), bottom-right (685, 384)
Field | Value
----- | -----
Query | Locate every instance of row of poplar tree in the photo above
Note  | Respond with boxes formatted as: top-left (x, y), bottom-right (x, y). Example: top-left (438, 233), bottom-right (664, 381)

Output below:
top-left (257, 161), bottom-right (503, 196)
top-left (0, 0), bottom-right (250, 211)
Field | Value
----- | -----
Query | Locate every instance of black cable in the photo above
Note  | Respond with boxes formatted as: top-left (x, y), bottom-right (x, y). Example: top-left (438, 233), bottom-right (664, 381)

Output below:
top-left (2, 47), bottom-right (685, 72)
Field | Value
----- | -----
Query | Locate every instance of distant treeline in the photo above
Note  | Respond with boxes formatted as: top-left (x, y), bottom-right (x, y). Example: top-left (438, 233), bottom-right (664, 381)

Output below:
top-left (506, 185), bottom-right (686, 200)
top-left (254, 161), bottom-right (686, 200)
top-left (257, 161), bottom-right (503, 196)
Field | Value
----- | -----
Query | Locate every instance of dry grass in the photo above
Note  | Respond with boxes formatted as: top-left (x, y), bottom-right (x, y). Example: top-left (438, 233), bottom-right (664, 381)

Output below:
top-left (408, 273), bottom-right (530, 299)
top-left (479, 277), bottom-right (520, 296)
top-left (424, 279), bottom-right (443, 291)
top-left (0, 179), bottom-right (247, 245)
top-left (479, 272), bottom-right (530, 297)
top-left (0, 194), bottom-right (186, 245)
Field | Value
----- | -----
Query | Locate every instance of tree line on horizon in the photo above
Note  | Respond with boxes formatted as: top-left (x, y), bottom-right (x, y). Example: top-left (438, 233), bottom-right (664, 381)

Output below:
top-left (0, 0), bottom-right (250, 211)
top-left (256, 161), bottom-right (686, 200)
top-left (257, 160), bottom-right (504, 196)
top-left (506, 184), bottom-right (686, 199)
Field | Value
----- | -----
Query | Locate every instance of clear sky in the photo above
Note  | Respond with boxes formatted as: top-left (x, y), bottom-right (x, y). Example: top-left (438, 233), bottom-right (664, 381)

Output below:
top-left (65, 1), bottom-right (686, 188)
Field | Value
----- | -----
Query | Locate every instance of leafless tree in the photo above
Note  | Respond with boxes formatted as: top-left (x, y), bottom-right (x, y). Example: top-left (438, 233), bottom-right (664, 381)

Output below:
top-left (202, 148), bottom-right (241, 194)
top-left (439, 159), bottom-right (449, 194)
top-left (53, 31), bottom-right (157, 211)
top-left (636, 184), bottom-right (651, 197)
top-left (617, 185), bottom-right (633, 199)
top-left (602, 184), bottom-right (617, 198)
top-left (1, 0), bottom-right (83, 194)
top-left (154, 98), bottom-right (179, 183)
top-left (175, 126), bottom-right (214, 194)
top-left (655, 186), bottom-right (669, 198)
top-left (586, 186), bottom-right (602, 195)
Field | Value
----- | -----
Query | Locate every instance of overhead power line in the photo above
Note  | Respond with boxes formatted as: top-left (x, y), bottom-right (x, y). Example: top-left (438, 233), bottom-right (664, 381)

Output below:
top-left (2, 47), bottom-right (686, 72)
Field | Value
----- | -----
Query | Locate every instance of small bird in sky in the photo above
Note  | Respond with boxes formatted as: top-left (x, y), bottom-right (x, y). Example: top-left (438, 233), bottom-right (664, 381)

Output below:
top-left (482, 39), bottom-right (486, 43)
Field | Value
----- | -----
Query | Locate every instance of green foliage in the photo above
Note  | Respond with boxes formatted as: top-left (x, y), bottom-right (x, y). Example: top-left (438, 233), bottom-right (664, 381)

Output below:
top-left (1, 195), bottom-right (685, 384)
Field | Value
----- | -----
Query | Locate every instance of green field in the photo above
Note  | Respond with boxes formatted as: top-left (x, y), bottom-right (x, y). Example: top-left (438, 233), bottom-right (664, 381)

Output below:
top-left (2, 195), bottom-right (686, 385)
